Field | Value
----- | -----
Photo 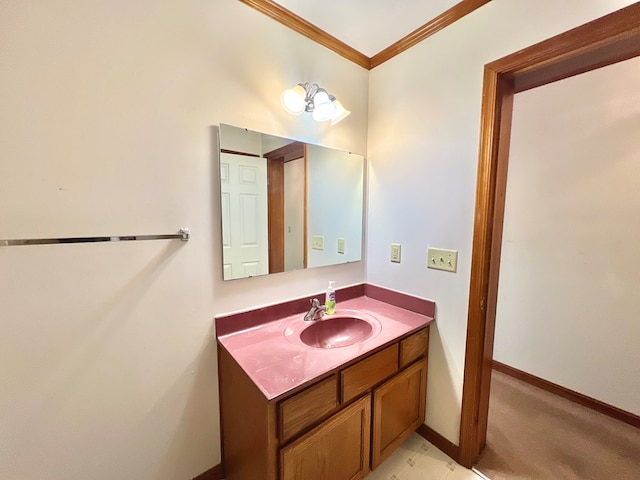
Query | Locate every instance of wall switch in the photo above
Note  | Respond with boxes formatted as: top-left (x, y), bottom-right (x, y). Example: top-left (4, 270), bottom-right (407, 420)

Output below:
top-left (337, 238), bottom-right (345, 254)
top-left (427, 247), bottom-right (458, 273)
top-left (390, 243), bottom-right (401, 263)
top-left (311, 235), bottom-right (324, 250)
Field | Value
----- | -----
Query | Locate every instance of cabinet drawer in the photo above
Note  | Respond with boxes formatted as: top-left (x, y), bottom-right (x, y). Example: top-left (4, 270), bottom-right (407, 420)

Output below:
top-left (399, 327), bottom-right (429, 368)
top-left (341, 344), bottom-right (398, 404)
top-left (279, 375), bottom-right (338, 443)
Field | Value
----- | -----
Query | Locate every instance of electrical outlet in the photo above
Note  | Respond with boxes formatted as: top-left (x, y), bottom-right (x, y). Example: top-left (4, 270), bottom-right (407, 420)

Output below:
top-left (390, 243), bottom-right (401, 263)
top-left (337, 238), bottom-right (345, 254)
top-left (311, 235), bottom-right (324, 250)
top-left (427, 247), bottom-right (458, 272)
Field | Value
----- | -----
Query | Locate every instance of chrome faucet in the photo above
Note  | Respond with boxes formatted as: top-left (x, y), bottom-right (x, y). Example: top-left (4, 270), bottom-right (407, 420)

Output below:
top-left (304, 298), bottom-right (327, 321)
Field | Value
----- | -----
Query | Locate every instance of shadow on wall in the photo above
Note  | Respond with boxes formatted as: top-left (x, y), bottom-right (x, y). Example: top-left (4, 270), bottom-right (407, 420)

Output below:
top-left (209, 125), bottom-right (222, 283)
top-left (425, 323), bottom-right (462, 444)
top-left (153, 325), bottom-right (220, 479)
top-left (0, 240), bottom-right (187, 478)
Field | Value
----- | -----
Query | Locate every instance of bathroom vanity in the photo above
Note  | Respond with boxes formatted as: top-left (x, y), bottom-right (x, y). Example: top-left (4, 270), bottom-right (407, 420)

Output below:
top-left (216, 286), bottom-right (435, 480)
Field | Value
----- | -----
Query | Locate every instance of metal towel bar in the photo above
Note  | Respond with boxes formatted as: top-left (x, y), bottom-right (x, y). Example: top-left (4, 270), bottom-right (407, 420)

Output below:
top-left (1, 228), bottom-right (190, 247)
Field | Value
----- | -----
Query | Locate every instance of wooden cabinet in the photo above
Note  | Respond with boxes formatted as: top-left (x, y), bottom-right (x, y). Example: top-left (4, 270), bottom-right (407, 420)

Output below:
top-left (281, 395), bottom-right (371, 480)
top-left (279, 375), bottom-right (339, 443)
top-left (341, 344), bottom-right (398, 403)
top-left (218, 326), bottom-right (430, 480)
top-left (399, 327), bottom-right (429, 368)
top-left (371, 357), bottom-right (428, 468)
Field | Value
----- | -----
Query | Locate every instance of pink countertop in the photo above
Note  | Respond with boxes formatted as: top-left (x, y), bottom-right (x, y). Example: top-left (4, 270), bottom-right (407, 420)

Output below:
top-left (217, 295), bottom-right (435, 401)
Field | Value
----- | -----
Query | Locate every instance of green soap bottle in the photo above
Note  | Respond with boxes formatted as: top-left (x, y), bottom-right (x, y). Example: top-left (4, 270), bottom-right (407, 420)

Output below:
top-left (325, 281), bottom-right (336, 314)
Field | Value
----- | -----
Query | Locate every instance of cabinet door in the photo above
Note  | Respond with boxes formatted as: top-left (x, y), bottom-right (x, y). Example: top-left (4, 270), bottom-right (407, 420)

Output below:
top-left (280, 395), bottom-right (371, 480)
top-left (371, 358), bottom-right (427, 469)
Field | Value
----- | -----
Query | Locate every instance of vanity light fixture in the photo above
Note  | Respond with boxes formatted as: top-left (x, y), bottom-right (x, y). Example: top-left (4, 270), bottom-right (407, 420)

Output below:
top-left (281, 82), bottom-right (351, 125)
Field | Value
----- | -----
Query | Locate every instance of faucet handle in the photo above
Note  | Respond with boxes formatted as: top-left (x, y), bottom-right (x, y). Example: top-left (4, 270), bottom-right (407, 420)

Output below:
top-left (304, 298), bottom-right (324, 321)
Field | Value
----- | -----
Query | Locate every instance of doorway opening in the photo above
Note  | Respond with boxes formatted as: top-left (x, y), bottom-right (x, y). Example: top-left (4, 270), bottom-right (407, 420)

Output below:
top-left (458, 2), bottom-right (640, 468)
top-left (264, 141), bottom-right (308, 273)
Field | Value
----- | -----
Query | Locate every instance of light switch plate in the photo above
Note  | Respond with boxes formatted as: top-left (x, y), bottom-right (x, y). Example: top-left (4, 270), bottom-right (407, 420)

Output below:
top-left (390, 243), bottom-right (401, 263)
top-left (312, 235), bottom-right (324, 250)
top-left (427, 247), bottom-right (458, 272)
top-left (337, 238), bottom-right (345, 254)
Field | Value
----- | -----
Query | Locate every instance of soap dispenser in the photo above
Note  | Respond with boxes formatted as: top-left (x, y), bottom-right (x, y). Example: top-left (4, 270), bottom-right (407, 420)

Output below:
top-left (325, 281), bottom-right (336, 315)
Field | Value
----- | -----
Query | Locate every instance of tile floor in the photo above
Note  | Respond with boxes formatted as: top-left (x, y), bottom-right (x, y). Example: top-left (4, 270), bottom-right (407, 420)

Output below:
top-left (366, 434), bottom-right (488, 480)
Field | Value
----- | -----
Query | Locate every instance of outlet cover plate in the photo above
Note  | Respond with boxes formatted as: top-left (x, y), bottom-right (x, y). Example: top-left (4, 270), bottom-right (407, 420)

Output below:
top-left (427, 247), bottom-right (458, 272)
top-left (390, 243), bottom-right (401, 263)
top-left (337, 237), bottom-right (345, 254)
top-left (312, 235), bottom-right (324, 250)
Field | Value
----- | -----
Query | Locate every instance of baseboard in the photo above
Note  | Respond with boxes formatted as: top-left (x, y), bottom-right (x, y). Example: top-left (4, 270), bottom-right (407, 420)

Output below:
top-left (192, 463), bottom-right (223, 480)
top-left (493, 360), bottom-right (640, 429)
top-left (416, 423), bottom-right (461, 462)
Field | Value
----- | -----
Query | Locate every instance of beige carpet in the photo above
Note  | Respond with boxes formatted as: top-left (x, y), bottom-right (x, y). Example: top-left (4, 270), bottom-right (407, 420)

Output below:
top-left (475, 370), bottom-right (640, 480)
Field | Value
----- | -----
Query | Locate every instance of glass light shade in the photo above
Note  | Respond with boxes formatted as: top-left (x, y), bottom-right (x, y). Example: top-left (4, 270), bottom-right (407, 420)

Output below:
top-left (281, 84), bottom-right (307, 115)
top-left (311, 90), bottom-right (335, 122)
top-left (330, 100), bottom-right (351, 126)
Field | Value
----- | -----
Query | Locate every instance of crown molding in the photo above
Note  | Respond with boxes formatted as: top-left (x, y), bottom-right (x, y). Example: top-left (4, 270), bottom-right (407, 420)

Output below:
top-left (239, 0), bottom-right (492, 70)
top-left (370, 0), bottom-right (491, 68)
top-left (238, 0), bottom-right (371, 69)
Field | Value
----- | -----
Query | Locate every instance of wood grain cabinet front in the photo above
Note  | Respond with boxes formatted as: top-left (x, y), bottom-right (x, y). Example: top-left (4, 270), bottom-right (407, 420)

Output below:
top-left (280, 394), bottom-right (371, 480)
top-left (371, 357), bottom-right (428, 468)
top-left (279, 375), bottom-right (339, 443)
top-left (218, 325), bottom-right (430, 479)
top-left (340, 344), bottom-right (398, 403)
top-left (399, 327), bottom-right (429, 368)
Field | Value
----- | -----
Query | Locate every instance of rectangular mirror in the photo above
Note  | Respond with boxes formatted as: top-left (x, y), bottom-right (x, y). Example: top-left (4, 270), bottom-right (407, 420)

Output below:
top-left (219, 124), bottom-right (364, 280)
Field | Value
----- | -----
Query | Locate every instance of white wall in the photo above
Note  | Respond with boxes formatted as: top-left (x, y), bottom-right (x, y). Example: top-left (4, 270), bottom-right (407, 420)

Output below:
top-left (366, 0), bottom-right (637, 444)
top-left (307, 144), bottom-right (364, 267)
top-left (494, 57), bottom-right (640, 415)
top-left (0, 1), bottom-right (368, 479)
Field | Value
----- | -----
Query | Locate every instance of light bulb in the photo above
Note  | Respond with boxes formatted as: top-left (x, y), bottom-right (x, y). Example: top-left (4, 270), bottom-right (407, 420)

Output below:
top-left (281, 84), bottom-right (307, 116)
top-left (311, 90), bottom-right (335, 122)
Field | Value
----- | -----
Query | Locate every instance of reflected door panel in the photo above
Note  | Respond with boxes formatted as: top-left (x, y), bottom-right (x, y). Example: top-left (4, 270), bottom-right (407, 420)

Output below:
top-left (220, 152), bottom-right (269, 280)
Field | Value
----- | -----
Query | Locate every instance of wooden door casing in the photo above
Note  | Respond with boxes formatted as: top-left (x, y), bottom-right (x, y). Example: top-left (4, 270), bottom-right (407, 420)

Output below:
top-left (460, 3), bottom-right (640, 467)
top-left (264, 142), bottom-right (305, 274)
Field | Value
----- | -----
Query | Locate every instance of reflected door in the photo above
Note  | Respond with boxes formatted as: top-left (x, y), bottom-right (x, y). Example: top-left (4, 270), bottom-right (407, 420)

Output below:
top-left (264, 141), bottom-right (306, 274)
top-left (284, 158), bottom-right (305, 271)
top-left (220, 153), bottom-right (269, 280)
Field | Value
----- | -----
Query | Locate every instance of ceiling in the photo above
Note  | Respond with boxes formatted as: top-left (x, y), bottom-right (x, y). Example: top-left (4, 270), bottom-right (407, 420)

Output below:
top-left (272, 0), bottom-right (461, 57)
